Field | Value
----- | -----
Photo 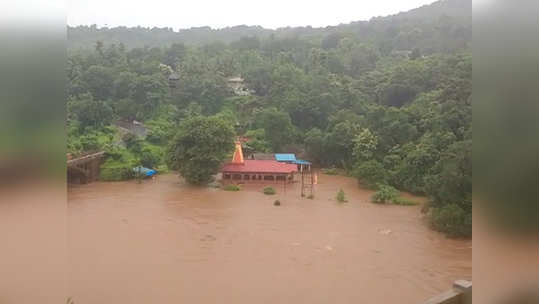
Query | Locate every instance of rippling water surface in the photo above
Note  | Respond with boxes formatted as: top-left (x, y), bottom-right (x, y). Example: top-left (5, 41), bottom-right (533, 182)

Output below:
top-left (68, 173), bottom-right (471, 303)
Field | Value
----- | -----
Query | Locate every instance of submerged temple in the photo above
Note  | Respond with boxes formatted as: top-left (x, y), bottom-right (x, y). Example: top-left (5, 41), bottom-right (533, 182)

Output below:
top-left (221, 141), bottom-right (298, 183)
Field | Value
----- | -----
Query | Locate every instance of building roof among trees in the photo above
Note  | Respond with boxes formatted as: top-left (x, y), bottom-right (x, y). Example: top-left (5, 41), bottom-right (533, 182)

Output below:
top-left (275, 153), bottom-right (297, 162)
top-left (293, 159), bottom-right (311, 165)
top-left (168, 72), bottom-right (180, 80)
top-left (227, 76), bottom-right (244, 83)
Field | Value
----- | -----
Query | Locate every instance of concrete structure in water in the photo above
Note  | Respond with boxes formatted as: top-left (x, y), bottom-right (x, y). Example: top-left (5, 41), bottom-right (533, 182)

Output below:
top-left (423, 280), bottom-right (472, 304)
top-left (221, 141), bottom-right (297, 184)
top-left (67, 151), bottom-right (105, 184)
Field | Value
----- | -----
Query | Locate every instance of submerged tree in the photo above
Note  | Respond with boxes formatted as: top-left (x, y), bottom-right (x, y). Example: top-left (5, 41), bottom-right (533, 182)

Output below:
top-left (166, 116), bottom-right (235, 184)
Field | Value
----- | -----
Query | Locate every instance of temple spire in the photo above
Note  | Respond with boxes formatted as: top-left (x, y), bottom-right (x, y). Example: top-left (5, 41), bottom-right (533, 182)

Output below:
top-left (232, 140), bottom-right (244, 164)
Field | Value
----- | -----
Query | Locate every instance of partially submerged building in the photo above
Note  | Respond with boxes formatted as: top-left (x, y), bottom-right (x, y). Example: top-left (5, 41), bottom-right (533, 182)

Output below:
top-left (221, 141), bottom-right (297, 183)
top-left (275, 153), bottom-right (312, 171)
top-left (250, 152), bottom-right (312, 171)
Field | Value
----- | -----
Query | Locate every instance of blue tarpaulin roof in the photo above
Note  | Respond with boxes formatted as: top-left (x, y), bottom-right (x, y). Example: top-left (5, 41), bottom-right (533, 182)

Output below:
top-left (293, 159), bottom-right (311, 165)
top-left (275, 154), bottom-right (296, 162)
top-left (133, 166), bottom-right (157, 177)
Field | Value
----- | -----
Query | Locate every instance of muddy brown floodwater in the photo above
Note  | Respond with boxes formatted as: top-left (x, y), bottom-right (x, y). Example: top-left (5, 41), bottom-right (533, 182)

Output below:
top-left (68, 173), bottom-right (471, 304)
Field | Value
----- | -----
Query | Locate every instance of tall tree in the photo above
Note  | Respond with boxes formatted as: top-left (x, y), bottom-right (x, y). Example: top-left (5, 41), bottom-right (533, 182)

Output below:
top-left (67, 93), bottom-right (113, 130)
top-left (166, 116), bottom-right (235, 184)
top-left (255, 108), bottom-right (295, 152)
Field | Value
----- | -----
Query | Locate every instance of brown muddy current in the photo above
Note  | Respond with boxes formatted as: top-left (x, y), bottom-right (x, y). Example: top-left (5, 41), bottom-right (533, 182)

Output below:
top-left (67, 173), bottom-right (471, 303)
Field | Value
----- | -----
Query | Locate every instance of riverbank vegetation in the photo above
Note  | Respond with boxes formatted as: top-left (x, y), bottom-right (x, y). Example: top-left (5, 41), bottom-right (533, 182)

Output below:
top-left (371, 184), bottom-right (418, 206)
top-left (67, 0), bottom-right (471, 236)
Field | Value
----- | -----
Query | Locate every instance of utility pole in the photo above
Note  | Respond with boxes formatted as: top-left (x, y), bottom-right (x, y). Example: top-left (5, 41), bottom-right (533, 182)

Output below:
top-left (301, 166), bottom-right (305, 197)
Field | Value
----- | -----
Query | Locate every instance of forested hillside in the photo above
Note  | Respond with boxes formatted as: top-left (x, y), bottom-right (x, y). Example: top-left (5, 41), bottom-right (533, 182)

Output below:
top-left (68, 0), bottom-right (470, 53)
top-left (67, 0), bottom-right (471, 236)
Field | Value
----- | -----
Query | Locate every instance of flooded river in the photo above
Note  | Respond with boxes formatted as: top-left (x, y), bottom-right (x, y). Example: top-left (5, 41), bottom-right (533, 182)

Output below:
top-left (67, 173), bottom-right (471, 303)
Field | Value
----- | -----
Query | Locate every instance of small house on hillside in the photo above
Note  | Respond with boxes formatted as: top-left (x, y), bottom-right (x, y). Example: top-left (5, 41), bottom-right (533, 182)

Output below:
top-left (227, 76), bottom-right (252, 96)
top-left (168, 72), bottom-right (180, 88)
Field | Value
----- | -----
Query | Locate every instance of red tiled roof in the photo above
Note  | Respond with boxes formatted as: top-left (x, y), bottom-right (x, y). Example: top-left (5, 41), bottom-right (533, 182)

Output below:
top-left (222, 160), bottom-right (297, 174)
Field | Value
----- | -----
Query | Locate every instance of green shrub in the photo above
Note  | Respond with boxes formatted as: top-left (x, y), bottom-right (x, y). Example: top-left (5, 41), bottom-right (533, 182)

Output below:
top-left (371, 184), bottom-right (419, 206)
top-left (122, 133), bottom-right (142, 152)
top-left (100, 161), bottom-right (134, 181)
top-left (155, 164), bottom-right (169, 173)
top-left (145, 110), bottom-right (175, 145)
top-left (263, 186), bottom-right (276, 195)
top-left (99, 144), bottom-right (141, 181)
top-left (322, 167), bottom-right (339, 175)
top-left (429, 203), bottom-right (472, 237)
top-left (336, 189), bottom-right (347, 202)
top-left (223, 184), bottom-right (240, 191)
top-left (145, 125), bottom-right (172, 145)
top-left (139, 146), bottom-right (161, 168)
top-left (392, 197), bottom-right (419, 206)
top-left (79, 133), bottom-right (100, 152)
top-left (353, 160), bottom-right (387, 188)
top-left (208, 181), bottom-right (220, 188)
top-left (371, 184), bottom-right (399, 203)
top-left (104, 145), bottom-right (127, 161)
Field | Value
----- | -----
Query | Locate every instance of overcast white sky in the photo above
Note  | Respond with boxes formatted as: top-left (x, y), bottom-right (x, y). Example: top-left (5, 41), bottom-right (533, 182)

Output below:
top-left (68, 0), bottom-right (436, 30)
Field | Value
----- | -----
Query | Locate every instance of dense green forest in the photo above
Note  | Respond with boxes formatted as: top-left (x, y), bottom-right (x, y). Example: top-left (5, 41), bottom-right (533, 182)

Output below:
top-left (67, 0), bottom-right (471, 236)
top-left (68, 0), bottom-right (470, 52)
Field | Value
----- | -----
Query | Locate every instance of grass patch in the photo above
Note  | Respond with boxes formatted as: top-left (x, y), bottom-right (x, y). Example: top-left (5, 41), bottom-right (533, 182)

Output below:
top-left (321, 167), bottom-right (339, 175)
top-left (263, 186), bottom-right (276, 195)
top-left (392, 197), bottom-right (419, 206)
top-left (223, 184), bottom-right (240, 191)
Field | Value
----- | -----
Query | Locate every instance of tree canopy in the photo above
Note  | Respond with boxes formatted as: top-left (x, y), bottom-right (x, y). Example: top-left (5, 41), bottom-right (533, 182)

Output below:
top-left (165, 116), bottom-right (235, 184)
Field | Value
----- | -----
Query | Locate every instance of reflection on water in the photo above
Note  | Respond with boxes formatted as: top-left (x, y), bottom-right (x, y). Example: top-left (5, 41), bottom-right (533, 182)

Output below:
top-left (68, 173), bottom-right (471, 303)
